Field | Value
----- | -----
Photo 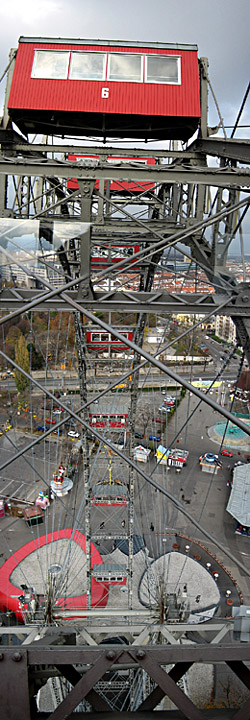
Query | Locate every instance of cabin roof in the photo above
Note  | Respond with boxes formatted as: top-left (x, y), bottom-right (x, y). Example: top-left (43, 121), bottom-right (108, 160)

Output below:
top-left (93, 563), bottom-right (127, 574)
top-left (92, 483), bottom-right (128, 497)
top-left (18, 36), bottom-right (198, 52)
top-left (89, 397), bottom-right (130, 413)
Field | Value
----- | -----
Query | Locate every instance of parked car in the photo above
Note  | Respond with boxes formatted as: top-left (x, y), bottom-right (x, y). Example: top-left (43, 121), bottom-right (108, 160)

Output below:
top-left (36, 426), bottom-right (48, 432)
top-left (149, 435), bottom-right (161, 442)
top-left (45, 419), bottom-right (56, 425)
top-left (159, 406), bottom-right (171, 413)
top-left (68, 431), bottom-right (80, 438)
top-left (220, 449), bottom-right (233, 457)
top-left (134, 432), bottom-right (144, 439)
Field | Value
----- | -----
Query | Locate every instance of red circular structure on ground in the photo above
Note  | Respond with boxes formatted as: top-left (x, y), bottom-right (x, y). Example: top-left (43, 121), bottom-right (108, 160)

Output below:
top-left (0, 529), bottom-right (108, 622)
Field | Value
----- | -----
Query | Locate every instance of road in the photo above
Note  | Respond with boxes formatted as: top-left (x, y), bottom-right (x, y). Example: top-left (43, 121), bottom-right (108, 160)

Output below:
top-left (135, 386), bottom-right (250, 605)
top-left (0, 366), bottom-right (240, 392)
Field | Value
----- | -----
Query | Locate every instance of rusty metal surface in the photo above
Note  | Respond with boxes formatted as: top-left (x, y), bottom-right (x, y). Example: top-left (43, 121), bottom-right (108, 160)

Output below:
top-left (0, 649), bottom-right (30, 720)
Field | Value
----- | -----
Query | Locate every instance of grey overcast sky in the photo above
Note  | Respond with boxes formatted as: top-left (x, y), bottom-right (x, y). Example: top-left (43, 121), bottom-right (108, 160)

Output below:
top-left (0, 0), bottom-right (249, 135)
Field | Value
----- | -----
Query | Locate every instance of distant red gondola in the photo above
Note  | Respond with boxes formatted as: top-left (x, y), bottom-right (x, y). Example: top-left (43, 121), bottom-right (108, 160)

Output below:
top-left (86, 329), bottom-right (133, 351)
top-left (89, 413), bottom-right (128, 430)
top-left (90, 244), bottom-right (141, 270)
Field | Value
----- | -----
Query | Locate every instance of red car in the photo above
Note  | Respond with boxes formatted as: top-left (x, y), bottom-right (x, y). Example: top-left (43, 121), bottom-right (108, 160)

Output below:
top-left (220, 449), bottom-right (233, 457)
top-left (45, 419), bottom-right (56, 425)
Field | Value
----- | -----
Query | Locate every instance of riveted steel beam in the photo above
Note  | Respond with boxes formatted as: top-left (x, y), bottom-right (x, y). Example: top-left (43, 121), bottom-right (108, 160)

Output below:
top-left (128, 648), bottom-right (204, 720)
top-left (192, 137), bottom-right (250, 164)
top-left (0, 157), bottom-right (250, 187)
top-left (0, 287), bottom-right (243, 314)
top-left (137, 661), bottom-right (193, 711)
top-left (0, 649), bottom-right (30, 720)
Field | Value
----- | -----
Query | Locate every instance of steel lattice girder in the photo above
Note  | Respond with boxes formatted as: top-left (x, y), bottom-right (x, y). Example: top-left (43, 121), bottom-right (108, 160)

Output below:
top-left (0, 287), bottom-right (249, 314)
top-left (0, 156), bottom-right (250, 187)
top-left (1, 643), bottom-right (250, 720)
top-left (191, 137), bottom-right (250, 164)
top-left (2, 139), bottom-right (250, 164)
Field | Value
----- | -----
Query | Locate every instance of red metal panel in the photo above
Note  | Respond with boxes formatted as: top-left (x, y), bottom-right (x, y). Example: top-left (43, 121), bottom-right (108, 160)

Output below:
top-left (86, 330), bottom-right (133, 350)
top-left (67, 155), bottom-right (156, 192)
top-left (0, 529), bottom-right (108, 622)
top-left (8, 40), bottom-right (200, 119)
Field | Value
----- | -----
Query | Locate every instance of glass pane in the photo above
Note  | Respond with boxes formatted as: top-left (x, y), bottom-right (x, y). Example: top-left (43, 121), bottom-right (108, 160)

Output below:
top-left (146, 55), bottom-right (179, 83)
top-left (70, 52), bottom-right (105, 80)
top-left (32, 51), bottom-right (69, 79)
top-left (108, 54), bottom-right (142, 82)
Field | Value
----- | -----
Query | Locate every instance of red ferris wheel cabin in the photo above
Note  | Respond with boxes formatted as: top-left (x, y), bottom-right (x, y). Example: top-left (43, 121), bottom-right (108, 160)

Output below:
top-left (7, 37), bottom-right (201, 141)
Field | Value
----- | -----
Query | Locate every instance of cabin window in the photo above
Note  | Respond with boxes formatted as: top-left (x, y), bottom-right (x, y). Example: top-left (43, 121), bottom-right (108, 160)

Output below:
top-left (92, 333), bottom-right (100, 342)
top-left (69, 52), bottom-right (105, 80)
top-left (146, 55), bottom-right (180, 84)
top-left (31, 50), bottom-right (69, 79)
top-left (100, 333), bottom-right (109, 342)
top-left (108, 53), bottom-right (142, 82)
top-left (123, 247), bottom-right (134, 256)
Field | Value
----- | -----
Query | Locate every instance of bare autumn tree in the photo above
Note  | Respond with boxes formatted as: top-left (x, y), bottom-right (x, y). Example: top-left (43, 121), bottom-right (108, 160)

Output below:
top-left (14, 334), bottom-right (30, 394)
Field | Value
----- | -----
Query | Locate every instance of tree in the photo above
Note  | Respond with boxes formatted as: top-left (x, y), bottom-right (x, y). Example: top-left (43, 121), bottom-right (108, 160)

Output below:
top-left (27, 343), bottom-right (43, 370)
top-left (14, 334), bottom-right (30, 393)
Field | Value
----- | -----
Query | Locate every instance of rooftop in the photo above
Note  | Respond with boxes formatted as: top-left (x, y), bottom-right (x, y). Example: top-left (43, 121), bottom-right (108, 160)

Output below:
top-left (227, 463), bottom-right (250, 525)
top-left (19, 36), bottom-right (198, 52)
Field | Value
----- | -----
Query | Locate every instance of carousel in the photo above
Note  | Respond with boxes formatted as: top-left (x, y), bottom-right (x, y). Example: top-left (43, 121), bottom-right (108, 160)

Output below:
top-left (50, 464), bottom-right (73, 497)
